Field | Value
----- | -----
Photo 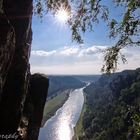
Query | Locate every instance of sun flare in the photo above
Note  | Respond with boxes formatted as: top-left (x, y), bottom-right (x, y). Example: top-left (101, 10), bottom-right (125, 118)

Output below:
top-left (55, 8), bottom-right (69, 23)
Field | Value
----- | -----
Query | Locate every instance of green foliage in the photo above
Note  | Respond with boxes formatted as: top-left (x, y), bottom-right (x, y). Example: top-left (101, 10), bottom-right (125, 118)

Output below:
top-left (41, 90), bottom-right (69, 126)
top-left (102, 46), bottom-right (127, 73)
top-left (68, 0), bottom-right (109, 43)
top-left (131, 114), bottom-right (140, 136)
top-left (78, 68), bottom-right (140, 140)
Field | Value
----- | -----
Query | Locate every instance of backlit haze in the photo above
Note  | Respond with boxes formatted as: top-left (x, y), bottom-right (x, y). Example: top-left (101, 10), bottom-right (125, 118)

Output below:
top-left (30, 1), bottom-right (140, 75)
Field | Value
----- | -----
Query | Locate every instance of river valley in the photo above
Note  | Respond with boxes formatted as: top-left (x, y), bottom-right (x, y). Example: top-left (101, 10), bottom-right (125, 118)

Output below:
top-left (38, 86), bottom-right (86, 140)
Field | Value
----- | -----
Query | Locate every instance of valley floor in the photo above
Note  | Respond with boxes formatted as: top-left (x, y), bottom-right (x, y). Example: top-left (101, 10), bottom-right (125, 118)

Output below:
top-left (41, 89), bottom-right (71, 126)
top-left (73, 94), bottom-right (87, 140)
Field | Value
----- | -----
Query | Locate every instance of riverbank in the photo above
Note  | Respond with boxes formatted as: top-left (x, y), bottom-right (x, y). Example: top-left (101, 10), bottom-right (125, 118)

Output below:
top-left (39, 87), bottom-right (85, 140)
top-left (41, 89), bottom-right (71, 126)
top-left (72, 92), bottom-right (87, 140)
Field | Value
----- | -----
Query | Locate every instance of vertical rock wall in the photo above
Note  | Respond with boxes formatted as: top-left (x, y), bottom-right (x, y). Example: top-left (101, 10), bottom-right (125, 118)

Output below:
top-left (0, 0), bottom-right (33, 134)
top-left (0, 1), bottom-right (49, 139)
top-left (22, 74), bottom-right (49, 140)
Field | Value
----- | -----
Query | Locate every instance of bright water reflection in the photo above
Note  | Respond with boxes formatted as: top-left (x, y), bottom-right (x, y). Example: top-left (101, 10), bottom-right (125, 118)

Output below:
top-left (39, 87), bottom-right (85, 140)
top-left (58, 120), bottom-right (71, 140)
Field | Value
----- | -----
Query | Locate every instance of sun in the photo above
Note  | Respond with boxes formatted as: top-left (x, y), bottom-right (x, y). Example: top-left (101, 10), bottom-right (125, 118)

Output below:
top-left (55, 8), bottom-right (69, 23)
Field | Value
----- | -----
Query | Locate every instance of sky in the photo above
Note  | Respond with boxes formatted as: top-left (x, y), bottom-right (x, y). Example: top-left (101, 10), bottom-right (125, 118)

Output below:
top-left (30, 1), bottom-right (140, 75)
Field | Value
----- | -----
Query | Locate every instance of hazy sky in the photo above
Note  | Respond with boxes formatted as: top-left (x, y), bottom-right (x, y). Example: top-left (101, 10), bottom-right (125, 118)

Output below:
top-left (30, 1), bottom-right (140, 75)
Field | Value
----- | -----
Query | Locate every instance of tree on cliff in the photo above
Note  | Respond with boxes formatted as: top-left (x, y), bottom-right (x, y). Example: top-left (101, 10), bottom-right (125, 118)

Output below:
top-left (34, 0), bottom-right (140, 73)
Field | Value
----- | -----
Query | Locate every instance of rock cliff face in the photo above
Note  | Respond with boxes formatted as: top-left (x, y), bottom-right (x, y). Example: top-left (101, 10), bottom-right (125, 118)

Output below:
top-left (0, 1), bottom-right (49, 139)
top-left (21, 74), bottom-right (49, 140)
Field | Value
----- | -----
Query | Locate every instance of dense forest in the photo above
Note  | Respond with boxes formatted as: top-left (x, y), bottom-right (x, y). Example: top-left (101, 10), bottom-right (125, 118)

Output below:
top-left (78, 68), bottom-right (140, 140)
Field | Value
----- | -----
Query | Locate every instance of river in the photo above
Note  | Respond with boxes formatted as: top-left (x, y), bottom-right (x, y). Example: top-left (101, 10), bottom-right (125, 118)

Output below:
top-left (38, 86), bottom-right (86, 140)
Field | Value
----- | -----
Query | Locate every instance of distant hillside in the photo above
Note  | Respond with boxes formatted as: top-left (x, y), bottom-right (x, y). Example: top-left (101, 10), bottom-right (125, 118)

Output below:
top-left (73, 75), bottom-right (100, 82)
top-left (77, 68), bottom-right (140, 140)
top-left (42, 75), bottom-right (85, 125)
top-left (48, 76), bottom-right (85, 97)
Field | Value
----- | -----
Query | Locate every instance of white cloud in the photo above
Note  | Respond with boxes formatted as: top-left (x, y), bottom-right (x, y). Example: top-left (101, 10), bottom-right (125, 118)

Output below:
top-left (31, 45), bottom-right (107, 57)
top-left (31, 50), bottom-right (56, 57)
top-left (78, 46), bottom-right (106, 57)
top-left (59, 47), bottom-right (79, 56)
top-left (30, 45), bottom-right (140, 74)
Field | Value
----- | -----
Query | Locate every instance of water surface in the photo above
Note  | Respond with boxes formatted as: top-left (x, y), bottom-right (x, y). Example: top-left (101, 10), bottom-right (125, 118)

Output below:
top-left (39, 87), bottom-right (85, 140)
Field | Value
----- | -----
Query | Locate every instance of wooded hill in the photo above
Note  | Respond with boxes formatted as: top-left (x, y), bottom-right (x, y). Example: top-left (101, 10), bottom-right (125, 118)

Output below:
top-left (78, 68), bottom-right (140, 140)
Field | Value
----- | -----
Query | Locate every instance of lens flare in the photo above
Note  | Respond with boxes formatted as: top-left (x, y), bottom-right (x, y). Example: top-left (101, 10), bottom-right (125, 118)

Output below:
top-left (55, 8), bottom-right (69, 23)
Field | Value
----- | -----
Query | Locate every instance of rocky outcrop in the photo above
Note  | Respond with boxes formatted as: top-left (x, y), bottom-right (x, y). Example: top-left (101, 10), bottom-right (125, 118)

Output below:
top-left (0, 1), bottom-right (49, 140)
top-left (0, 0), bottom-right (33, 135)
top-left (20, 74), bottom-right (49, 140)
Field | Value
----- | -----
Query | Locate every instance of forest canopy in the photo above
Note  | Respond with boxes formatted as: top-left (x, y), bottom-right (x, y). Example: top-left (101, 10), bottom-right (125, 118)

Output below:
top-left (34, 0), bottom-right (140, 73)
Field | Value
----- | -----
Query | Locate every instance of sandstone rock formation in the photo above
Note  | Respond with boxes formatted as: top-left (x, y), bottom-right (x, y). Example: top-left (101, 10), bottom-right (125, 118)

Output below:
top-left (0, 1), bottom-right (49, 139)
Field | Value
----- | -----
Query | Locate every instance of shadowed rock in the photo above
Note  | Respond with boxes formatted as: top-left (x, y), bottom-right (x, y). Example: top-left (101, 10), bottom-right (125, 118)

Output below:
top-left (20, 74), bottom-right (49, 140)
top-left (0, 0), bottom-right (32, 135)
top-left (0, 1), bottom-right (49, 140)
